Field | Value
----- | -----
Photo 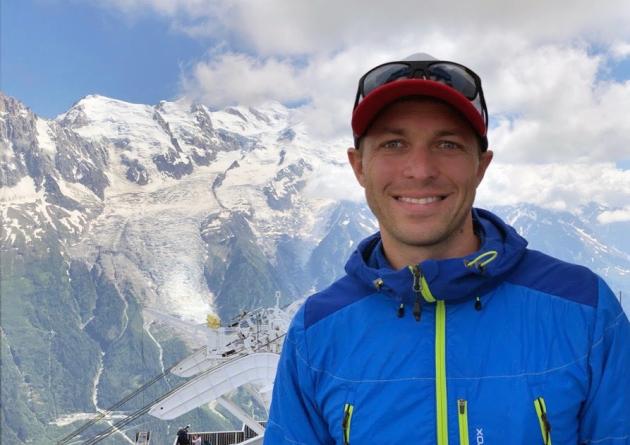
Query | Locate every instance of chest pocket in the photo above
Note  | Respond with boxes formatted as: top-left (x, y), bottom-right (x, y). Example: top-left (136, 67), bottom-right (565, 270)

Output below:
top-left (455, 353), bottom-right (595, 445)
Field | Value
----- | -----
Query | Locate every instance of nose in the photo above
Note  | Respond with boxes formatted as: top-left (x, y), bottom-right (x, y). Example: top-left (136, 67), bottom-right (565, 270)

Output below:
top-left (401, 144), bottom-right (439, 180)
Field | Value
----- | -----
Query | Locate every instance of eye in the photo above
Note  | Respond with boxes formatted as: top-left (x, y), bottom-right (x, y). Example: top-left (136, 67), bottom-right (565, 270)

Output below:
top-left (436, 140), bottom-right (464, 151)
top-left (381, 139), bottom-right (405, 150)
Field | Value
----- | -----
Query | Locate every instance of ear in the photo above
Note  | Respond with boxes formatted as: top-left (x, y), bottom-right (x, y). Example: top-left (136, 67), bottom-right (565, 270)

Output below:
top-left (347, 147), bottom-right (366, 187)
top-left (475, 149), bottom-right (493, 186)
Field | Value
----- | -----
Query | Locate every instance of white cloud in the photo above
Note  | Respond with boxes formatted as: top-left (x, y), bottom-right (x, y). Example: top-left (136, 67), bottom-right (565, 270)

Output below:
top-left (93, 0), bottom-right (216, 18)
top-left (181, 53), bottom-right (305, 108)
top-left (597, 207), bottom-right (630, 223)
top-left (303, 162), bottom-right (364, 203)
top-left (477, 162), bottom-right (630, 211)
top-left (97, 0), bottom-right (630, 55)
top-left (487, 44), bottom-right (630, 164)
top-left (611, 41), bottom-right (630, 59)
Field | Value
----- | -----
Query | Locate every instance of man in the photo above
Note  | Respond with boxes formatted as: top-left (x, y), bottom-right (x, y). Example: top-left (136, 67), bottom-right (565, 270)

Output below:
top-left (264, 54), bottom-right (630, 444)
top-left (176, 425), bottom-right (190, 445)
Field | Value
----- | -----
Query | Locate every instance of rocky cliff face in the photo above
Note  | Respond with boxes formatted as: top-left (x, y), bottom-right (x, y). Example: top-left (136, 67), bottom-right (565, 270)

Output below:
top-left (1, 91), bottom-right (627, 444)
top-left (0, 92), bottom-right (376, 444)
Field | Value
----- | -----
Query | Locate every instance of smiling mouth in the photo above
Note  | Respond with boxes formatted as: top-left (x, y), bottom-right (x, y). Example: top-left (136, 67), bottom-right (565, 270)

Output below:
top-left (397, 196), bottom-right (444, 205)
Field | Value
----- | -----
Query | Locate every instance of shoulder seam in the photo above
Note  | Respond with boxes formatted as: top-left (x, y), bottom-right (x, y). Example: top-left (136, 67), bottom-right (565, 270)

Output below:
top-left (501, 281), bottom-right (598, 309)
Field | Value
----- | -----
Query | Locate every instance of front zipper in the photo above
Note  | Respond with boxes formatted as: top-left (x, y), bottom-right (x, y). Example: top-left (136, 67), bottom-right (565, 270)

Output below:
top-left (409, 265), bottom-right (448, 445)
top-left (342, 403), bottom-right (354, 445)
top-left (457, 399), bottom-right (469, 445)
top-left (534, 397), bottom-right (552, 445)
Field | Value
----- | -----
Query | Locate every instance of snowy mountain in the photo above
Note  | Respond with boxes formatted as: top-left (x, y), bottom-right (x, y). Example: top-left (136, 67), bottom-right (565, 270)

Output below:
top-left (1, 91), bottom-right (628, 444)
top-left (1, 93), bottom-right (367, 319)
top-left (0, 92), bottom-right (376, 444)
top-left (493, 203), bottom-right (629, 301)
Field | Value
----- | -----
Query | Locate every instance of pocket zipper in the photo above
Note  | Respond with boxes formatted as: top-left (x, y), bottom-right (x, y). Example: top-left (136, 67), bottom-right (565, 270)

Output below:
top-left (342, 403), bottom-right (354, 445)
top-left (534, 396), bottom-right (552, 445)
top-left (458, 399), bottom-right (470, 445)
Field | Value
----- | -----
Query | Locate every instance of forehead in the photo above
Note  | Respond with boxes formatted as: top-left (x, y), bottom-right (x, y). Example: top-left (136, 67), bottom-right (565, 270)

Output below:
top-left (366, 97), bottom-right (476, 135)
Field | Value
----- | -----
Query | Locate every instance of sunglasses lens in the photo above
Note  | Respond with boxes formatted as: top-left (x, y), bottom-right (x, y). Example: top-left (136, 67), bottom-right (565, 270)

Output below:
top-left (427, 63), bottom-right (478, 100)
top-left (362, 63), bottom-right (412, 96)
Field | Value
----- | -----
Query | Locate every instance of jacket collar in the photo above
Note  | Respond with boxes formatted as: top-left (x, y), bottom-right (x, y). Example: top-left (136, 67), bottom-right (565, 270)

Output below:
top-left (345, 208), bottom-right (528, 303)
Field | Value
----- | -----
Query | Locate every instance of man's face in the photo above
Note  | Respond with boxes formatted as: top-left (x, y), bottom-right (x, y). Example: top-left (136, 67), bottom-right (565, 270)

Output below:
top-left (347, 98), bottom-right (493, 264)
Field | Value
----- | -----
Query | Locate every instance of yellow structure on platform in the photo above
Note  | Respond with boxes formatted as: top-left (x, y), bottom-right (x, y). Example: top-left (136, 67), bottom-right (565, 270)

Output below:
top-left (206, 314), bottom-right (221, 329)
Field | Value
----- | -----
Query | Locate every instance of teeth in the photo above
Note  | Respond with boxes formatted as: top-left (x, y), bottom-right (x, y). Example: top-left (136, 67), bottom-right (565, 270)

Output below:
top-left (398, 196), bottom-right (441, 205)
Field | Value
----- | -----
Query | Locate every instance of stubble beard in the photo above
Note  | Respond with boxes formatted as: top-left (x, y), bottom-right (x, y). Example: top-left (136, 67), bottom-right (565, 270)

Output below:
top-left (368, 192), bottom-right (476, 259)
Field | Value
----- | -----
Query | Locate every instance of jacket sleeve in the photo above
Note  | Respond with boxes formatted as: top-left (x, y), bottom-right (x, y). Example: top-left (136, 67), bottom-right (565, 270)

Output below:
top-left (264, 304), bottom-right (334, 445)
top-left (579, 277), bottom-right (630, 444)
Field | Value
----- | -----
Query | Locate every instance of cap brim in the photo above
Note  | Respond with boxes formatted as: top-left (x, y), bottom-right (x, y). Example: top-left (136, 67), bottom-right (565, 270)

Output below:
top-left (351, 79), bottom-right (487, 142)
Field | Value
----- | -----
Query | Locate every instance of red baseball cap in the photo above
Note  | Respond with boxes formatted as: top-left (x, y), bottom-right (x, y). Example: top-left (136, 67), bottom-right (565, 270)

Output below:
top-left (351, 53), bottom-right (488, 150)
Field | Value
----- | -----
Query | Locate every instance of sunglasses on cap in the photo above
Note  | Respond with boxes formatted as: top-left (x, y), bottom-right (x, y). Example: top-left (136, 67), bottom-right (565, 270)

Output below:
top-left (353, 60), bottom-right (489, 131)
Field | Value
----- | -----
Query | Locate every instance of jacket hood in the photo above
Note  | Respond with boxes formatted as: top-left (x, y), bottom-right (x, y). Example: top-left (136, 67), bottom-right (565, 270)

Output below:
top-left (344, 208), bottom-right (528, 303)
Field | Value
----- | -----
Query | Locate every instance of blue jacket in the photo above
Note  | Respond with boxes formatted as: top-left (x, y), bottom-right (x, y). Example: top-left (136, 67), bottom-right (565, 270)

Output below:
top-left (265, 209), bottom-right (630, 444)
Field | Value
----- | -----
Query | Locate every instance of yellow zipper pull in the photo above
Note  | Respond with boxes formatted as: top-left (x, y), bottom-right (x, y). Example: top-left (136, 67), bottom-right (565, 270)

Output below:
top-left (342, 403), bottom-right (354, 445)
top-left (457, 399), bottom-right (469, 445)
top-left (534, 397), bottom-right (552, 445)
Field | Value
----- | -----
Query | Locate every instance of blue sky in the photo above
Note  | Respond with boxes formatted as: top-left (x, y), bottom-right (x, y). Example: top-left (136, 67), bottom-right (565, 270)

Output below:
top-left (1, 0), bottom-right (630, 213)
top-left (2, 0), bottom-right (206, 117)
